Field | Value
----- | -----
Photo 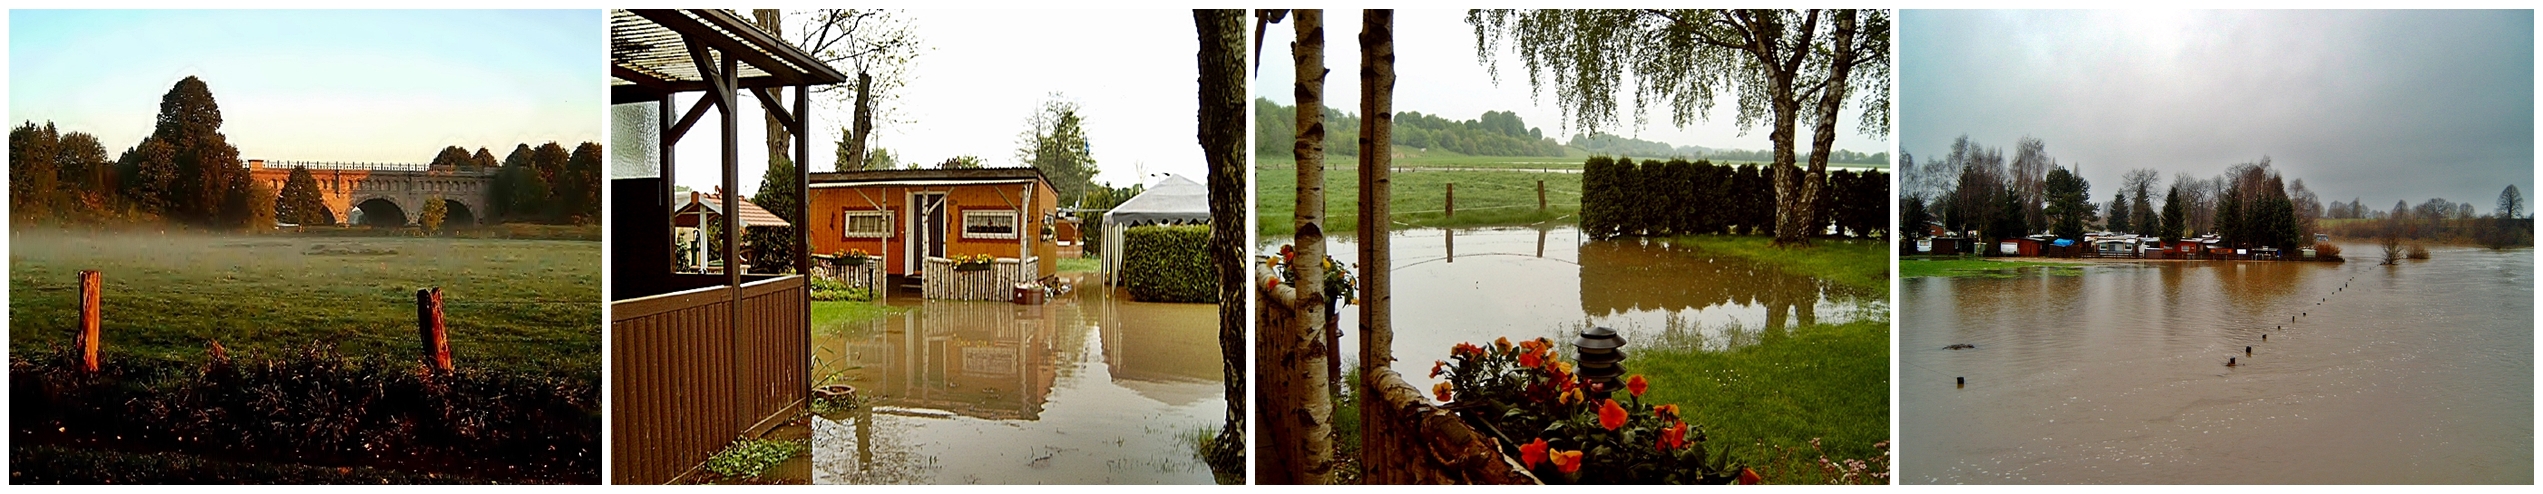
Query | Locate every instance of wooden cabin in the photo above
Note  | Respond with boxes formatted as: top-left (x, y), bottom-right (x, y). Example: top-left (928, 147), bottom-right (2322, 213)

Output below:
top-left (805, 167), bottom-right (1060, 283)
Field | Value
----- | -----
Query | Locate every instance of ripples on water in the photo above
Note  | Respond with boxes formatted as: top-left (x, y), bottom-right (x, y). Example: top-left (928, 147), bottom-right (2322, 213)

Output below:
top-left (1901, 246), bottom-right (2532, 484)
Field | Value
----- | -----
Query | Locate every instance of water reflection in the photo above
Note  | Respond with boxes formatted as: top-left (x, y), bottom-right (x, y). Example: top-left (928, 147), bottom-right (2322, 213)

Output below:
top-left (1282, 226), bottom-right (1880, 391)
top-left (1901, 245), bottom-right (2533, 484)
top-left (809, 274), bottom-right (1227, 484)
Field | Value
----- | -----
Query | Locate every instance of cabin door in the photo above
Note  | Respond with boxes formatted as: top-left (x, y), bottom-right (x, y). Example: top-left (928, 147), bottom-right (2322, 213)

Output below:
top-left (909, 193), bottom-right (948, 274)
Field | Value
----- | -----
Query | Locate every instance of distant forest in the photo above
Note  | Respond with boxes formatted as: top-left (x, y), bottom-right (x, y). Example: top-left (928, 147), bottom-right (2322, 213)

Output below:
top-left (1255, 99), bottom-right (1887, 164)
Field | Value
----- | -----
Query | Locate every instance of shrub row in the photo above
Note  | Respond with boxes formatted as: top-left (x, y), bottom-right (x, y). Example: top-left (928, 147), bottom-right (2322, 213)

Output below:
top-left (1120, 224), bottom-right (1218, 303)
top-left (10, 343), bottom-right (598, 483)
top-left (1580, 156), bottom-right (1887, 240)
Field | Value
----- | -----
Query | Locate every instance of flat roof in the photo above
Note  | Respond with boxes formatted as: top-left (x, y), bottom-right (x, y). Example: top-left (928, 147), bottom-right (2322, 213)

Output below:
top-left (610, 9), bottom-right (849, 104)
top-left (809, 167), bottom-right (1050, 185)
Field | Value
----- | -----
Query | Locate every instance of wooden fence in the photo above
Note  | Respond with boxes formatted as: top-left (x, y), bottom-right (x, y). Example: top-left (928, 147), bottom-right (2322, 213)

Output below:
top-left (921, 256), bottom-right (1035, 301)
top-left (812, 258), bottom-right (885, 293)
top-left (609, 275), bottom-right (809, 484)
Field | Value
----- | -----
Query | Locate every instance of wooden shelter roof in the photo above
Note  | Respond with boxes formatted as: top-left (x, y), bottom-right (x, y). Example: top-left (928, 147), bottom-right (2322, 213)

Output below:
top-left (610, 9), bottom-right (848, 104)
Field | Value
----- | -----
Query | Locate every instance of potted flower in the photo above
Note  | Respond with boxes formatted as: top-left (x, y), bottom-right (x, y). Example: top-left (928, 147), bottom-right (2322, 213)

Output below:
top-left (836, 248), bottom-right (870, 267)
top-left (1433, 337), bottom-right (1744, 484)
top-left (953, 254), bottom-right (996, 272)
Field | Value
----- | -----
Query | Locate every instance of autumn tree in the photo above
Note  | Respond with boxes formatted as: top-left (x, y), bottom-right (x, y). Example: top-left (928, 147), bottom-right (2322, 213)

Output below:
top-left (419, 195), bottom-right (448, 235)
top-left (10, 122), bottom-right (63, 223)
top-left (563, 141), bottom-right (603, 222)
top-left (275, 165), bottom-right (332, 225)
top-left (111, 76), bottom-right (256, 229)
top-left (1469, 9), bottom-right (1891, 246)
top-left (428, 146), bottom-right (475, 170)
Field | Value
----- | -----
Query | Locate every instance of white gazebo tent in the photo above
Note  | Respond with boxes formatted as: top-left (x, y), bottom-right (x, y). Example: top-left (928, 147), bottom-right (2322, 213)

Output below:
top-left (1100, 175), bottom-right (1210, 285)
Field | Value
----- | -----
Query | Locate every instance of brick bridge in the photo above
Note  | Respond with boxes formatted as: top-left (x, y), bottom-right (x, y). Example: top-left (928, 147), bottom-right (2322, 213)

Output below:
top-left (247, 159), bottom-right (495, 226)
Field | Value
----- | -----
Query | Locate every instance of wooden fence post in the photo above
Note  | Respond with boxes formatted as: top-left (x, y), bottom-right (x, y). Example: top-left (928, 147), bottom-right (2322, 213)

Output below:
top-left (1537, 180), bottom-right (1546, 211)
top-left (1445, 182), bottom-right (1455, 219)
top-left (417, 287), bottom-right (450, 371)
top-left (79, 270), bottom-right (101, 373)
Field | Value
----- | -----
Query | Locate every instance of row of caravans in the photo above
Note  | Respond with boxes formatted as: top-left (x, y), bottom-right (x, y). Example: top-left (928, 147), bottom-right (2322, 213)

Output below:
top-left (1910, 229), bottom-right (2334, 261)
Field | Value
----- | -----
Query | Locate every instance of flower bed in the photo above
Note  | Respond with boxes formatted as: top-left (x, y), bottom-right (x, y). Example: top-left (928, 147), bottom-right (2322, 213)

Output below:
top-left (1431, 337), bottom-right (1745, 484)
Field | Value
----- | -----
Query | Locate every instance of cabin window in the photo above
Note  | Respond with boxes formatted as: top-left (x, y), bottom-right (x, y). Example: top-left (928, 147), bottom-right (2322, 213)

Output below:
top-left (843, 209), bottom-right (891, 238)
top-left (963, 209), bottom-right (1018, 239)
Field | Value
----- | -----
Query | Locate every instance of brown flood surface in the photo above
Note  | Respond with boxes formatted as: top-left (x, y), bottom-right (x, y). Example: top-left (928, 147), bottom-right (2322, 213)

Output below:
top-left (1276, 226), bottom-right (1881, 391)
top-left (806, 274), bottom-right (1227, 484)
top-left (1900, 244), bottom-right (2533, 484)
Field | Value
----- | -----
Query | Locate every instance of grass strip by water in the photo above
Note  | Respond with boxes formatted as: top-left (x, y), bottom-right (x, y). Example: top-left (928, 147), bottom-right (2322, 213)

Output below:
top-left (1664, 235), bottom-right (1889, 292)
top-left (1631, 319), bottom-right (1888, 484)
top-left (1899, 257), bottom-right (2082, 279)
top-left (1056, 256), bottom-right (1102, 273)
top-left (1257, 157), bottom-right (1582, 237)
top-left (700, 438), bottom-right (808, 480)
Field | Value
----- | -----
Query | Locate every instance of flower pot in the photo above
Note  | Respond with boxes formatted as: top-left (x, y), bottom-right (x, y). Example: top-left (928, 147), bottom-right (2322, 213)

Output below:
top-left (954, 263), bottom-right (991, 272)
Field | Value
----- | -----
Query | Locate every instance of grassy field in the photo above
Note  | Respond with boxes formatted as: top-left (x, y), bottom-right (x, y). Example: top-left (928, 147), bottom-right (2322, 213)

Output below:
top-left (1257, 157), bottom-right (1582, 237)
top-left (1636, 318), bottom-right (1888, 483)
top-left (1899, 257), bottom-right (2083, 279)
top-left (8, 231), bottom-right (599, 380)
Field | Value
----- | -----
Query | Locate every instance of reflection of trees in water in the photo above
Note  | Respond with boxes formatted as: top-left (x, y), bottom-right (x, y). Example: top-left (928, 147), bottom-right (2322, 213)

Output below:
top-left (1575, 238), bottom-right (1869, 332)
top-left (812, 408), bottom-right (940, 484)
top-left (827, 301), bottom-right (1065, 421)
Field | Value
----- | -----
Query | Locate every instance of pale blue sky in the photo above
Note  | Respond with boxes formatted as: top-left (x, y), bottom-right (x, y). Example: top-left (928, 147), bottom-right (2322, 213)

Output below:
top-left (11, 10), bottom-right (601, 163)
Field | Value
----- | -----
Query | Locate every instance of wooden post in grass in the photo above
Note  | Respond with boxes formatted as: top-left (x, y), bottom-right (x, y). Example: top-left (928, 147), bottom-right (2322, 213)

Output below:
top-left (1537, 180), bottom-right (1546, 211)
top-left (1445, 182), bottom-right (1455, 219)
top-left (78, 270), bottom-right (100, 373)
top-left (416, 287), bottom-right (450, 371)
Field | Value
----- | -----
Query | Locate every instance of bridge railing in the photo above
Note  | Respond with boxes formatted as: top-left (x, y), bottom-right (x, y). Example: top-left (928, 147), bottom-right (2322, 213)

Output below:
top-left (259, 160), bottom-right (434, 172)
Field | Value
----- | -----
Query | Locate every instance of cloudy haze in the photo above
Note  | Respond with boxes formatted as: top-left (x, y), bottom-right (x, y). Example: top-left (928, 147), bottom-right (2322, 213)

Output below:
top-left (1901, 10), bottom-right (2533, 214)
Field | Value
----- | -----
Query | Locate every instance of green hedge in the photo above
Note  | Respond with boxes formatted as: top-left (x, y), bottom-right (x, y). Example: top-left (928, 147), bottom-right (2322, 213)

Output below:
top-left (1580, 156), bottom-right (1886, 240)
top-left (1120, 224), bottom-right (1217, 303)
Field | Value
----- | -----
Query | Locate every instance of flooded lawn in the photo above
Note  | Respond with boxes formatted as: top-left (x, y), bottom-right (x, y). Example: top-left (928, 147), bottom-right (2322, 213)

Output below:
top-left (806, 273), bottom-right (1228, 484)
top-left (1900, 245), bottom-right (2533, 484)
top-left (1277, 226), bottom-right (1884, 390)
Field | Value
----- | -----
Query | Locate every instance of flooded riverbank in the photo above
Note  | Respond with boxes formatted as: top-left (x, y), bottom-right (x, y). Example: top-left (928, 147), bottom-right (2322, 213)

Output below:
top-left (1271, 226), bottom-right (1883, 391)
top-left (1900, 244), bottom-right (2533, 484)
top-left (804, 274), bottom-right (1228, 484)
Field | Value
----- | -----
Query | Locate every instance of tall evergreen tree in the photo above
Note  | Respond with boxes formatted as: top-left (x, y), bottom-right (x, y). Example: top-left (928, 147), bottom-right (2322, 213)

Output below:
top-left (2043, 167), bottom-right (2090, 240)
top-left (2161, 185), bottom-right (2186, 243)
top-left (276, 166), bottom-right (332, 225)
top-left (747, 155), bottom-right (801, 274)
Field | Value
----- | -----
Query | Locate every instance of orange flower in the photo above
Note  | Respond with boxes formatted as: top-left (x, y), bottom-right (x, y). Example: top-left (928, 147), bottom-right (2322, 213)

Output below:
top-left (1518, 349), bottom-right (1542, 368)
top-left (1432, 381), bottom-right (1453, 402)
top-left (1494, 336), bottom-right (1512, 353)
top-left (1519, 438), bottom-right (1549, 469)
top-left (1626, 374), bottom-right (1649, 397)
top-left (1550, 449), bottom-right (1584, 474)
top-left (1654, 404), bottom-right (1680, 421)
top-left (1597, 399), bottom-right (1629, 430)
top-left (1738, 467), bottom-right (1762, 485)
top-left (1559, 387), bottom-right (1584, 405)
top-left (1429, 360), bottom-right (1447, 378)
top-left (1263, 277), bottom-right (1280, 291)
top-left (1657, 421), bottom-right (1688, 451)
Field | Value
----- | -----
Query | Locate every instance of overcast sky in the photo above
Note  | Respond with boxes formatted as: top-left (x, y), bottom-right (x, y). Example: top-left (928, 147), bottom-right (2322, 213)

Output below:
top-left (1901, 10), bottom-right (2533, 213)
top-left (11, 10), bottom-right (602, 163)
top-left (1253, 9), bottom-right (1890, 158)
top-left (669, 9), bottom-right (1206, 194)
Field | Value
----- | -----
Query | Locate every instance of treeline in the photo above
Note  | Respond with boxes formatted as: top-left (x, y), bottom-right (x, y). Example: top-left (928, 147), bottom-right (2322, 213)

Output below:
top-left (11, 77), bottom-right (269, 229)
top-left (1254, 98), bottom-right (1564, 158)
top-left (1569, 132), bottom-right (1888, 164)
top-left (1900, 135), bottom-right (2528, 252)
top-left (1580, 156), bottom-right (1887, 240)
top-left (2320, 188), bottom-right (2530, 248)
top-left (11, 77), bottom-right (601, 231)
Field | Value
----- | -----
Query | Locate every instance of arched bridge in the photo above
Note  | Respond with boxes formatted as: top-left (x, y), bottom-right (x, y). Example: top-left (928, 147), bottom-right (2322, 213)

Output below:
top-left (248, 159), bottom-right (496, 226)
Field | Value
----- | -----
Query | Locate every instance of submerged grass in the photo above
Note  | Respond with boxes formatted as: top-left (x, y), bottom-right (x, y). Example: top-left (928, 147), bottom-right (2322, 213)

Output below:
top-left (1899, 257), bottom-right (2083, 279)
top-left (1631, 319), bottom-right (1889, 484)
top-left (1056, 257), bottom-right (1102, 273)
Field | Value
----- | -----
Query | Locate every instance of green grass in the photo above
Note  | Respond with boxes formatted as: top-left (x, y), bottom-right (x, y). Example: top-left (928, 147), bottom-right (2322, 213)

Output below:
top-left (1632, 319), bottom-right (1889, 484)
top-left (810, 300), bottom-right (904, 337)
top-left (1257, 157), bottom-right (1581, 237)
top-left (1898, 257), bottom-right (2082, 279)
top-left (1056, 256), bottom-right (1101, 273)
top-left (1666, 235), bottom-right (1889, 292)
top-left (8, 231), bottom-right (598, 380)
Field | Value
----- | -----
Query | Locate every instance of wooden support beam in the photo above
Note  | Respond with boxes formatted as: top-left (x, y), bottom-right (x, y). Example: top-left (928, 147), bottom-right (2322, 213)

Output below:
top-left (753, 86), bottom-right (797, 131)
top-left (666, 94), bottom-right (717, 148)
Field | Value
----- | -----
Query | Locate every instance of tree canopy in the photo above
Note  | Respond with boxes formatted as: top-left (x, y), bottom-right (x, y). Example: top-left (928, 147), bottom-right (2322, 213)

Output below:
top-left (1017, 95), bottom-right (1100, 203)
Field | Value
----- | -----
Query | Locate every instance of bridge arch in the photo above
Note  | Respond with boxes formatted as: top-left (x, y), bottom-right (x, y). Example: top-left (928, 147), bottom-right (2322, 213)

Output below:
top-left (352, 197), bottom-right (410, 226)
top-left (439, 198), bottom-right (479, 227)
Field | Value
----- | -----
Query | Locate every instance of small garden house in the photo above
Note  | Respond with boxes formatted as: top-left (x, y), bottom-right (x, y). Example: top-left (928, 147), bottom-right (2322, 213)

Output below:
top-left (805, 167), bottom-right (1060, 283)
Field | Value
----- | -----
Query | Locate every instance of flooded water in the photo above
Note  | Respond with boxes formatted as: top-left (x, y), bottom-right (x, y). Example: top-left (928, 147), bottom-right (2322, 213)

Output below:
top-left (806, 274), bottom-right (1229, 484)
top-left (1900, 245), bottom-right (2532, 484)
top-left (1275, 226), bottom-right (1882, 391)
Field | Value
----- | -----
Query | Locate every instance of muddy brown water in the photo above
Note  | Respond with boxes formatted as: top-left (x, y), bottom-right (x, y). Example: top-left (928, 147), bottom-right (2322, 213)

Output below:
top-left (806, 274), bottom-right (1229, 484)
top-left (1900, 245), bottom-right (2532, 484)
top-left (1273, 226), bottom-right (1882, 391)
